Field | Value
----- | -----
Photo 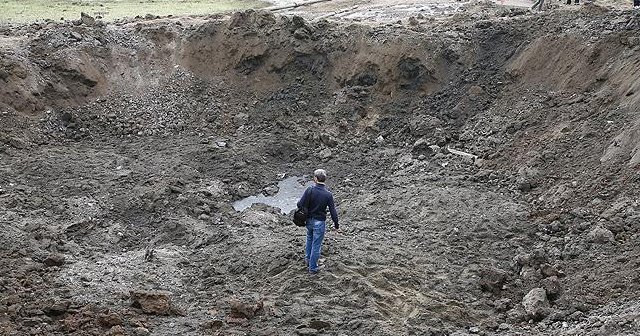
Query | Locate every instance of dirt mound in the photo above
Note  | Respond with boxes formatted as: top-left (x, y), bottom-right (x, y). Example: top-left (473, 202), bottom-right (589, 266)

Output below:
top-left (1, 8), bottom-right (640, 336)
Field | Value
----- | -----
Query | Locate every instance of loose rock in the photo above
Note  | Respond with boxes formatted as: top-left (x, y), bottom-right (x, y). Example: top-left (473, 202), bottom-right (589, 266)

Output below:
top-left (587, 226), bottom-right (614, 243)
top-left (130, 290), bottom-right (175, 315)
top-left (522, 287), bottom-right (550, 319)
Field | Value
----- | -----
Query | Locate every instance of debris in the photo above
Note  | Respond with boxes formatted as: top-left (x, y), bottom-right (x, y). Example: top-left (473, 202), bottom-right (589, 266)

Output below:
top-left (446, 146), bottom-right (478, 161)
top-left (522, 288), bottom-right (550, 319)
top-left (80, 12), bottom-right (96, 26)
top-left (130, 291), bottom-right (175, 315)
top-left (266, 0), bottom-right (333, 11)
top-left (43, 253), bottom-right (65, 267)
top-left (587, 226), bottom-right (614, 243)
top-left (98, 311), bottom-right (123, 328)
top-left (478, 267), bottom-right (508, 293)
top-left (229, 298), bottom-right (263, 319)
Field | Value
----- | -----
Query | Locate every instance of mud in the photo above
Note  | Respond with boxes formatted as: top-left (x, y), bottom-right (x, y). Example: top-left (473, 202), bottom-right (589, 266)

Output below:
top-left (1, 5), bottom-right (640, 336)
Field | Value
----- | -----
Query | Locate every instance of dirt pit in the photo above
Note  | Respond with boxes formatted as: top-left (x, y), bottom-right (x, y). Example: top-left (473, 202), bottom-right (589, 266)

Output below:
top-left (1, 6), bottom-right (640, 336)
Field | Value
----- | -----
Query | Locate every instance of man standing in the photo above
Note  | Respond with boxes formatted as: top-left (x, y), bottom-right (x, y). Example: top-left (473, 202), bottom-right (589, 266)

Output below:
top-left (297, 169), bottom-right (339, 274)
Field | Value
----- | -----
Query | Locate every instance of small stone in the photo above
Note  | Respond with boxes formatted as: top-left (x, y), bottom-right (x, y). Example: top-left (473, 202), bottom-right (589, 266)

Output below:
top-left (233, 113), bottom-right (248, 126)
top-left (522, 288), bottom-right (550, 319)
top-left (469, 326), bottom-right (481, 333)
top-left (133, 327), bottom-right (150, 336)
top-left (319, 148), bottom-right (332, 160)
top-left (80, 12), bottom-right (96, 25)
top-left (130, 290), bottom-right (175, 315)
top-left (308, 320), bottom-right (331, 330)
top-left (216, 141), bottom-right (227, 148)
top-left (43, 253), bottom-right (65, 267)
top-left (70, 32), bottom-right (82, 40)
top-left (201, 320), bottom-right (223, 330)
top-left (108, 325), bottom-right (126, 336)
top-left (229, 298), bottom-right (263, 319)
top-left (498, 323), bottom-right (510, 330)
top-left (587, 226), bottom-right (614, 243)
top-left (375, 135), bottom-right (384, 144)
top-left (478, 267), bottom-right (508, 293)
top-left (293, 28), bottom-right (310, 40)
top-left (44, 300), bottom-right (70, 316)
top-left (296, 328), bottom-right (317, 336)
top-left (540, 263), bottom-right (562, 278)
top-left (494, 298), bottom-right (512, 312)
top-left (320, 133), bottom-right (338, 147)
top-left (198, 214), bottom-right (211, 221)
top-left (99, 311), bottom-right (123, 327)
top-left (263, 185), bottom-right (279, 196)
top-left (542, 276), bottom-right (562, 299)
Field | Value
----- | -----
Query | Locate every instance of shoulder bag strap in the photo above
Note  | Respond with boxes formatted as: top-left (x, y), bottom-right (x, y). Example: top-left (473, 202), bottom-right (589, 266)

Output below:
top-left (306, 187), bottom-right (313, 210)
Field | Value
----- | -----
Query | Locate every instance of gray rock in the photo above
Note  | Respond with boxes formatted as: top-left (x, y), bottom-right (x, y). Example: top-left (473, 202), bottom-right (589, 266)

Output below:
top-left (320, 133), bottom-right (338, 147)
top-left (80, 12), bottom-right (96, 25)
top-left (130, 290), bottom-right (175, 315)
top-left (587, 226), bottom-right (614, 243)
top-left (133, 327), bottom-right (150, 336)
top-left (296, 328), bottom-right (317, 335)
top-left (540, 263), bottom-right (563, 278)
top-left (293, 28), bottom-right (310, 40)
top-left (233, 113), bottom-right (248, 126)
top-left (319, 148), bottom-right (332, 160)
top-left (516, 166), bottom-right (540, 192)
top-left (498, 323), bottom-right (511, 330)
top-left (506, 306), bottom-right (527, 323)
top-left (43, 253), bottom-right (65, 267)
top-left (542, 276), bottom-right (562, 299)
top-left (522, 287), bottom-right (550, 319)
top-left (494, 298), bottom-right (513, 312)
top-left (308, 319), bottom-right (331, 330)
top-left (70, 32), bottom-right (83, 41)
top-left (479, 267), bottom-right (508, 293)
top-left (229, 298), bottom-right (263, 319)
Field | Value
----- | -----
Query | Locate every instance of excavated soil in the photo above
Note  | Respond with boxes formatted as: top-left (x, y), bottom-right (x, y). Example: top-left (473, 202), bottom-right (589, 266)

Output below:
top-left (1, 5), bottom-right (640, 336)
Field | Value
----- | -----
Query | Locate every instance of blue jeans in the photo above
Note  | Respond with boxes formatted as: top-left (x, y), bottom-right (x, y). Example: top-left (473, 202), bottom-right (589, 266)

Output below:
top-left (305, 218), bottom-right (326, 273)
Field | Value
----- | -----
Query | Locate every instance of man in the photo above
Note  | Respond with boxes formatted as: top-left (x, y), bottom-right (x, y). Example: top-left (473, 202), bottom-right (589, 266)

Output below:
top-left (296, 169), bottom-right (339, 274)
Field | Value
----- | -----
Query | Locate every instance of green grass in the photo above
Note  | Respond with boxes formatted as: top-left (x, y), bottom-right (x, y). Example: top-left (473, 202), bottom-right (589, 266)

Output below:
top-left (0, 0), bottom-right (271, 23)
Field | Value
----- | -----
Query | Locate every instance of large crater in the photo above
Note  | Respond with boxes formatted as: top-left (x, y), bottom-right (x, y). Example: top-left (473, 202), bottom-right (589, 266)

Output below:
top-left (1, 8), bottom-right (639, 336)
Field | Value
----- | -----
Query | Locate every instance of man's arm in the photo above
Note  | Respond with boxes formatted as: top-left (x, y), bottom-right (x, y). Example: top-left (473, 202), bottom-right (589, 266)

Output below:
top-left (328, 194), bottom-right (339, 229)
top-left (297, 187), bottom-right (309, 209)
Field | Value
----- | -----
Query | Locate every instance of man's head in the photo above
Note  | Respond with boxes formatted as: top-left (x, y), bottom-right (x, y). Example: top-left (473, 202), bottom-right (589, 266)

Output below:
top-left (313, 169), bottom-right (327, 184)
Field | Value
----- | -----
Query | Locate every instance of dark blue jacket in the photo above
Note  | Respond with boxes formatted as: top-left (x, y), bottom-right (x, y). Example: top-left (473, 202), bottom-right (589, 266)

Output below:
top-left (297, 183), bottom-right (339, 229)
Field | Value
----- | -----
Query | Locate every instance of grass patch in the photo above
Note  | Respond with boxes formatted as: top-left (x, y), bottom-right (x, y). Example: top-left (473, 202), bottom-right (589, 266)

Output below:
top-left (0, 0), bottom-right (271, 23)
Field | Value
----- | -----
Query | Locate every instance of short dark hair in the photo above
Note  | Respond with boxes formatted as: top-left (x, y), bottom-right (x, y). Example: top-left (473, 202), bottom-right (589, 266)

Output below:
top-left (314, 169), bottom-right (327, 182)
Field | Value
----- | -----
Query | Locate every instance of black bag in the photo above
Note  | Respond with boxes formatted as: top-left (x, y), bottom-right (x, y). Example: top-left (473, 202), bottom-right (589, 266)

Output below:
top-left (293, 188), bottom-right (312, 227)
